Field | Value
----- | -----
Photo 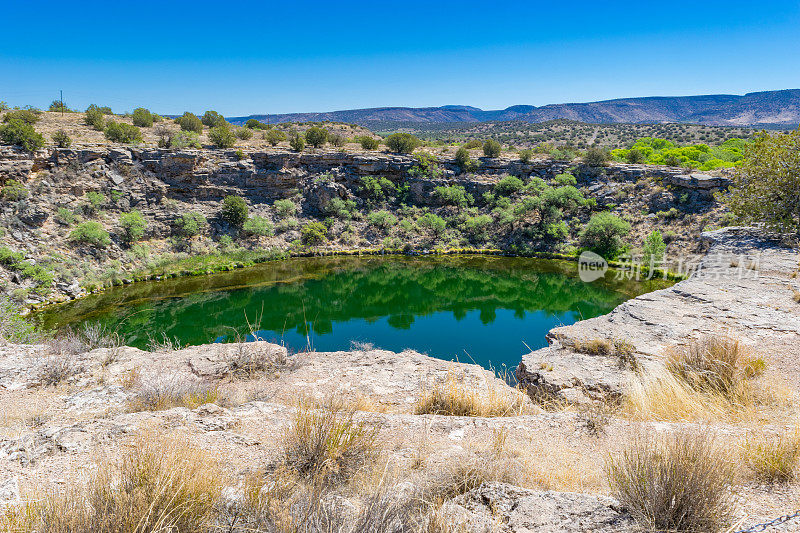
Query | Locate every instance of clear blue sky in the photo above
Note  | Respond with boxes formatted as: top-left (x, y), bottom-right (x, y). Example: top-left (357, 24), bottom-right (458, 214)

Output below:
top-left (2, 0), bottom-right (799, 116)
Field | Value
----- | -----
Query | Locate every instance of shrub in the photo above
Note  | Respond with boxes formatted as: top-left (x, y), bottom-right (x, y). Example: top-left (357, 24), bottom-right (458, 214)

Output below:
top-left (305, 126), bottom-right (328, 148)
top-left (483, 139), bottom-right (502, 157)
top-left (208, 124), bottom-right (236, 148)
top-left (329, 133), bottom-right (346, 147)
top-left (301, 221), bottom-right (328, 245)
top-left (464, 214), bottom-right (492, 242)
top-left (0, 119), bottom-right (45, 152)
top-left (606, 432), bottom-right (735, 533)
top-left (56, 207), bottom-right (76, 225)
top-left (2, 108), bottom-right (40, 124)
top-left (174, 212), bottom-right (207, 236)
top-left (264, 129), bottom-right (287, 146)
top-left (104, 121), bottom-right (142, 143)
top-left (245, 118), bottom-right (269, 129)
top-left (289, 131), bottom-right (305, 151)
top-left (243, 216), bottom-right (275, 237)
top-left (170, 130), bottom-right (201, 149)
top-left (324, 197), bottom-right (358, 219)
top-left (1, 179), bottom-right (29, 200)
top-left (463, 139), bottom-right (483, 149)
top-left (48, 99), bottom-right (70, 112)
top-left (579, 212), bottom-right (631, 258)
top-left (221, 195), bottom-right (248, 227)
top-left (359, 136), bottom-right (380, 150)
top-left (359, 175), bottom-right (397, 206)
top-left (367, 209), bottom-right (398, 229)
top-left (51, 129), bottom-right (71, 148)
top-left (454, 146), bottom-right (479, 172)
top-left (131, 107), bottom-right (154, 127)
top-left (494, 175), bottom-right (524, 196)
top-left (553, 172), bottom-right (577, 186)
top-left (273, 198), bottom-right (298, 218)
top-left (84, 191), bottom-right (106, 214)
top-left (408, 152), bottom-right (442, 179)
top-left (743, 430), bottom-right (800, 483)
top-left (201, 110), bottom-right (226, 127)
top-left (178, 112), bottom-right (203, 133)
top-left (70, 221), bottom-right (111, 247)
top-left (417, 212), bottom-right (446, 236)
top-left (235, 127), bottom-right (253, 140)
top-left (119, 210), bottom-right (146, 243)
top-left (385, 132), bottom-right (420, 154)
top-left (414, 371), bottom-right (528, 417)
top-left (584, 146), bottom-right (610, 166)
top-left (84, 105), bottom-right (105, 130)
top-left (434, 185), bottom-right (473, 207)
top-left (642, 230), bottom-right (666, 266)
top-left (519, 149), bottom-right (533, 163)
top-left (626, 148), bottom-right (645, 164)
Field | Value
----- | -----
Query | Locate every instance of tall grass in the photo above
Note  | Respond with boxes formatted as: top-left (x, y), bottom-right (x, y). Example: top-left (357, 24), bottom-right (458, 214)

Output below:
top-left (414, 371), bottom-right (531, 417)
top-left (743, 429), bottom-right (800, 483)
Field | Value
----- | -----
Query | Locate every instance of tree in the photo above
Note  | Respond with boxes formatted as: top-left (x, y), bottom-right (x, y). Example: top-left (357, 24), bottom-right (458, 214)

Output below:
top-left (178, 112), bottom-right (203, 134)
top-left (132, 107), bottom-right (154, 127)
top-left (49, 99), bottom-right (70, 113)
top-left (483, 139), bottom-right (502, 158)
top-left (104, 121), bottom-right (142, 143)
top-left (626, 148), bottom-right (645, 164)
top-left (642, 230), bottom-right (666, 266)
top-left (209, 124), bottom-right (236, 148)
top-left (264, 129), bottom-right (287, 146)
top-left (51, 129), bottom-right (71, 148)
top-left (84, 105), bottom-right (105, 130)
top-left (0, 119), bottom-right (45, 152)
top-left (584, 146), bottom-right (610, 166)
top-left (580, 212), bottom-right (631, 259)
top-left (201, 110), bottom-right (226, 128)
top-left (359, 136), bottom-right (379, 150)
top-left (305, 126), bottom-right (329, 148)
top-left (221, 195), bottom-right (248, 227)
top-left (725, 128), bottom-right (800, 236)
top-left (454, 147), bottom-right (478, 172)
top-left (289, 132), bottom-right (305, 152)
top-left (245, 119), bottom-right (268, 130)
top-left (385, 133), bottom-right (420, 154)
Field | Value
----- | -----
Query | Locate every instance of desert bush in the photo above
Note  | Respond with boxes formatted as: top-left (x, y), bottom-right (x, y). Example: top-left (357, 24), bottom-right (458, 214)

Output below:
top-left (83, 190), bottom-right (106, 215)
top-left (301, 221), bottom-right (328, 245)
top-left (174, 211), bottom-right (207, 236)
top-left (69, 221), bottom-right (111, 247)
top-left (221, 195), bottom-right (248, 227)
top-left (462, 139), bottom-right (483, 149)
top-left (359, 135), bottom-right (380, 150)
top-left (170, 130), bottom-right (202, 149)
top-left (119, 210), bottom-right (146, 244)
top-left (329, 133), bottom-right (346, 147)
top-left (584, 146), bottom-right (610, 166)
top-left (519, 149), bottom-right (533, 163)
top-left (408, 152), bottom-right (442, 179)
top-left (626, 148), bottom-right (645, 164)
top-left (482, 139), bottom-right (502, 157)
top-left (201, 110), bottom-right (226, 127)
top-left (553, 172), bottom-right (577, 186)
top-left (0, 297), bottom-right (40, 343)
top-left (208, 123), bottom-right (236, 148)
top-left (2, 108), bottom-right (40, 124)
top-left (273, 198), bottom-right (298, 218)
top-left (414, 371), bottom-right (529, 417)
top-left (323, 197), bottom-right (358, 219)
top-left (494, 175), bottom-right (524, 196)
top-left (0, 119), bottom-right (45, 152)
top-left (433, 185), bottom-right (473, 207)
top-left (127, 374), bottom-right (218, 412)
top-left (743, 430), bottom-right (800, 483)
top-left (48, 99), bottom-right (71, 112)
top-left (235, 127), bottom-right (253, 140)
top-left (367, 209), bottom-right (398, 229)
top-left (289, 131), bottom-right (305, 151)
top-left (359, 175), bottom-right (398, 206)
top-left (178, 112), bottom-right (203, 133)
top-left (1, 179), bottom-right (29, 200)
top-left (305, 126), bottom-right (329, 148)
top-left (245, 118), bottom-right (269, 129)
top-left (264, 129), bottom-right (287, 146)
top-left (225, 343), bottom-right (292, 378)
top-left (417, 212), bottom-right (446, 236)
top-left (642, 229), bottom-right (666, 265)
top-left (104, 120), bottom-right (142, 143)
top-left (51, 129), bottom-right (72, 148)
top-left (385, 132), bottom-right (420, 154)
top-left (243, 216), bottom-right (274, 237)
top-left (463, 214), bottom-right (492, 242)
top-left (131, 107), bottom-right (154, 127)
top-left (37, 353), bottom-right (82, 386)
top-left (56, 207), bottom-right (75, 225)
top-left (579, 212), bottom-right (630, 258)
top-left (606, 432), bottom-right (735, 533)
top-left (48, 322), bottom-right (120, 356)
top-left (84, 105), bottom-right (106, 130)
top-left (454, 146), bottom-right (478, 172)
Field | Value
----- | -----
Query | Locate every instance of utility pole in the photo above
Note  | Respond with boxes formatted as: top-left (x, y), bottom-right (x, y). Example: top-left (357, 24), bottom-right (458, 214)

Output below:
top-left (60, 90), bottom-right (64, 116)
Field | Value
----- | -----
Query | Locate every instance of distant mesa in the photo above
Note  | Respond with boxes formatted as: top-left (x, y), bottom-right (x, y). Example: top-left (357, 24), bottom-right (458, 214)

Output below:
top-left (228, 89), bottom-right (800, 127)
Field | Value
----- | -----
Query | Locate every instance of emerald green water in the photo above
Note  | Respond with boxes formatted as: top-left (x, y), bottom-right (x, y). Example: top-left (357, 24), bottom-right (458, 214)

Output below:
top-left (37, 256), bottom-right (671, 374)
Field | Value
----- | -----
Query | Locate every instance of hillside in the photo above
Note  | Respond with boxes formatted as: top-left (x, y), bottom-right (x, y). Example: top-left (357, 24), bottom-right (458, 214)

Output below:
top-left (229, 89), bottom-right (800, 127)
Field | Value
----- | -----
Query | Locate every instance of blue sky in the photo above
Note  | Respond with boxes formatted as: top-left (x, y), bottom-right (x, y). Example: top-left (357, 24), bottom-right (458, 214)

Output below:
top-left (2, 0), bottom-right (799, 115)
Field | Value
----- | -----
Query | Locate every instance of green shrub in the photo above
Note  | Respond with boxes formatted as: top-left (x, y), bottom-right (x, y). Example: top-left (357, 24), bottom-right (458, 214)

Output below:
top-left (483, 139), bottom-right (502, 158)
top-left (324, 197), bottom-right (358, 219)
top-left (329, 133), bottom-right (346, 147)
top-left (463, 139), bottom-right (483, 150)
top-left (174, 212), bottom-right (207, 237)
top-left (408, 153), bottom-right (442, 179)
top-left (84, 105), bottom-right (106, 130)
top-left (178, 112), bottom-right (203, 134)
top-left (245, 119), bottom-right (269, 129)
top-left (208, 124), bottom-right (236, 148)
top-left (119, 210), bottom-right (146, 244)
top-left (49, 99), bottom-right (71, 112)
top-left (0, 119), bottom-right (45, 152)
top-left (626, 148), bottom-right (645, 164)
top-left (264, 129), bottom-right (287, 146)
top-left (554, 172), bottom-right (577, 186)
top-left (359, 175), bottom-right (397, 206)
top-left (519, 149), bottom-right (533, 163)
top-left (1, 180), bottom-right (28, 201)
top-left (70, 221), bottom-right (111, 247)
top-left (56, 207), bottom-right (76, 225)
top-left (170, 131), bottom-right (201, 149)
top-left (550, 147), bottom-right (576, 161)
top-left (0, 247), bottom-right (54, 294)
top-left (301, 221), bottom-right (328, 245)
top-left (305, 126), bottom-right (329, 148)
top-left (289, 132), bottom-right (305, 151)
top-left (580, 212), bottom-right (631, 258)
top-left (417, 213), bottom-right (446, 236)
top-left (434, 185), bottom-right (473, 207)
top-left (84, 191), bottom-right (106, 215)
top-left (243, 216), bottom-right (274, 237)
top-left (584, 146), bottom-right (610, 166)
top-left (235, 149), bottom-right (245, 160)
top-left (273, 199), bottom-right (298, 218)
top-left (51, 129), bottom-right (72, 148)
top-left (132, 107), bottom-right (154, 127)
top-left (494, 175), bottom-right (524, 196)
top-left (455, 147), bottom-right (479, 172)
top-left (2, 109), bottom-right (40, 124)
top-left (104, 121), bottom-right (142, 143)
top-left (642, 230), bottom-right (666, 265)
top-left (385, 133), bottom-right (420, 154)
top-left (201, 110), bottom-right (226, 127)
top-left (359, 136), bottom-right (380, 150)
top-left (367, 210), bottom-right (398, 229)
top-left (221, 195), bottom-right (248, 227)
top-left (235, 127), bottom-right (253, 140)
top-left (464, 214), bottom-right (492, 242)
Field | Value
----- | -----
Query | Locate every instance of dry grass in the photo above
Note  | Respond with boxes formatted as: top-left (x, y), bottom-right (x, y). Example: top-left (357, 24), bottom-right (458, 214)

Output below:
top-left (606, 431), bottom-right (735, 533)
top-left (572, 337), bottom-right (639, 370)
top-left (3, 435), bottom-right (222, 533)
top-left (225, 342), bottom-right (294, 379)
top-left (36, 353), bottom-right (82, 386)
top-left (126, 374), bottom-right (220, 412)
top-left (414, 371), bottom-right (531, 417)
top-left (742, 429), bottom-right (800, 483)
top-left (793, 289), bottom-right (800, 303)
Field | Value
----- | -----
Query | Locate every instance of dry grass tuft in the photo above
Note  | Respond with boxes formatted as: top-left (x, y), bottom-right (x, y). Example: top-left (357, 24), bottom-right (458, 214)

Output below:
top-left (126, 374), bottom-right (220, 412)
top-left (666, 336), bottom-right (761, 398)
top-left (573, 337), bottom-right (639, 370)
top-left (3, 435), bottom-right (222, 532)
top-left (225, 343), bottom-right (294, 379)
top-left (606, 431), bottom-right (735, 533)
top-left (414, 371), bottom-right (531, 417)
top-left (793, 289), bottom-right (800, 303)
top-left (743, 429), bottom-right (800, 483)
top-left (36, 353), bottom-right (82, 386)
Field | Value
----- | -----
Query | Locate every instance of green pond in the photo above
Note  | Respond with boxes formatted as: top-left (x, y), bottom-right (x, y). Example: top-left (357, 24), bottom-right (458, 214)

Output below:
top-left (36, 255), bottom-right (671, 375)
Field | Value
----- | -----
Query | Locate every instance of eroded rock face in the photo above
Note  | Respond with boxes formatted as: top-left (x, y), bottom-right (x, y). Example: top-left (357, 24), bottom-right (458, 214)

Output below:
top-left (441, 482), bottom-right (635, 532)
top-left (516, 227), bottom-right (800, 403)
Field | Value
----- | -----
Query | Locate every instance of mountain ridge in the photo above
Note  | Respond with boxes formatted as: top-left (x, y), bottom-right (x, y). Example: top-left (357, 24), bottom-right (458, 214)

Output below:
top-left (228, 89), bottom-right (800, 127)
